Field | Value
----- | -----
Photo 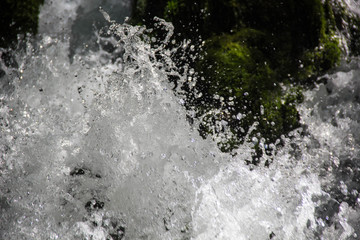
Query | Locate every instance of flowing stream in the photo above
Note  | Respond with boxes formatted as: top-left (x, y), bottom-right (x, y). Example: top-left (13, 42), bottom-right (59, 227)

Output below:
top-left (1, 1), bottom-right (360, 239)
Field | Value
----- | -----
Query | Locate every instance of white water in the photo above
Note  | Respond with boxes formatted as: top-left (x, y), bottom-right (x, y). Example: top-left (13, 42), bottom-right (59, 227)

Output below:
top-left (1, 1), bottom-right (360, 239)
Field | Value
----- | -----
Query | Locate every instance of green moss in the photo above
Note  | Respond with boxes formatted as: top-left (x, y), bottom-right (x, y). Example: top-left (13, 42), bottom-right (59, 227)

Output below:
top-left (195, 31), bottom-right (302, 153)
top-left (0, 0), bottom-right (44, 48)
top-left (131, 0), bottom-right (346, 160)
top-left (299, 36), bottom-right (341, 81)
top-left (323, 0), bottom-right (336, 33)
top-left (199, 29), bottom-right (274, 91)
top-left (321, 38), bottom-right (341, 69)
top-left (259, 89), bottom-right (302, 140)
top-left (131, 0), bottom-right (147, 24)
top-left (164, 0), bottom-right (181, 20)
top-left (194, 27), bottom-right (309, 156)
top-left (350, 17), bottom-right (360, 56)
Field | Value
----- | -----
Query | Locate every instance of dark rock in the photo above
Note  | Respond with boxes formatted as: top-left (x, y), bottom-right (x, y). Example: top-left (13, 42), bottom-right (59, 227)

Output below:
top-left (1, 52), bottom-right (18, 68)
top-left (104, 218), bottom-right (125, 240)
top-left (0, 0), bottom-right (44, 48)
top-left (70, 167), bottom-right (86, 176)
top-left (0, 69), bottom-right (5, 79)
top-left (85, 198), bottom-right (105, 212)
top-left (315, 199), bottom-right (340, 226)
top-left (70, 166), bottom-right (102, 178)
top-left (130, 0), bottom-right (346, 160)
top-left (329, 156), bottom-right (360, 207)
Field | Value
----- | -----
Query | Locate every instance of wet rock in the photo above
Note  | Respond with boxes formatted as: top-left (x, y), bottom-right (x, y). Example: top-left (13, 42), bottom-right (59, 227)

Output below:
top-left (0, 196), bottom-right (10, 211)
top-left (329, 156), bottom-right (360, 207)
top-left (102, 217), bottom-right (126, 240)
top-left (315, 199), bottom-right (340, 226)
top-left (0, 0), bottom-right (44, 48)
top-left (85, 198), bottom-right (105, 212)
top-left (0, 69), bottom-right (5, 78)
top-left (131, 0), bottom-right (346, 158)
top-left (70, 167), bottom-right (86, 176)
top-left (1, 52), bottom-right (18, 68)
top-left (70, 166), bottom-right (102, 178)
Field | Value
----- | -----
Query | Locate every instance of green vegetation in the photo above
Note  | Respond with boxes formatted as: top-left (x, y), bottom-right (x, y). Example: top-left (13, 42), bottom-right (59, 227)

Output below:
top-left (131, 0), bottom-right (358, 163)
top-left (0, 0), bottom-right (44, 48)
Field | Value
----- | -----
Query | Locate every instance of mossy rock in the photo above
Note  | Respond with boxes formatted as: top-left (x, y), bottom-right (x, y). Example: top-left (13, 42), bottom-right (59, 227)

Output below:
top-left (193, 30), bottom-right (305, 156)
top-left (131, 0), bottom-right (346, 160)
top-left (0, 0), bottom-right (44, 48)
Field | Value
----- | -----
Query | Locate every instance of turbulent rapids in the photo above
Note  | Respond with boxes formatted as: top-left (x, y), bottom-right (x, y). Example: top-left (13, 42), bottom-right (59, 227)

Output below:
top-left (1, 0), bottom-right (360, 239)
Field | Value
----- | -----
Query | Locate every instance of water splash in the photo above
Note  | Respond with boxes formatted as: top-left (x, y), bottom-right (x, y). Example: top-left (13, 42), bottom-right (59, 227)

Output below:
top-left (1, 1), bottom-right (360, 239)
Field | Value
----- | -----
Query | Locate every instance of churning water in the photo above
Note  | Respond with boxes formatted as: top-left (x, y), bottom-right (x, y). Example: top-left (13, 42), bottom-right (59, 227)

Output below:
top-left (1, 0), bottom-right (360, 239)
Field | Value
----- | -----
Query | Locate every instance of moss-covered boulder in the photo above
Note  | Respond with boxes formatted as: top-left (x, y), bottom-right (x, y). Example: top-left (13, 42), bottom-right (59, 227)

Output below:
top-left (132, 0), bottom-right (357, 161)
top-left (0, 0), bottom-right (44, 48)
top-left (193, 31), bottom-right (304, 157)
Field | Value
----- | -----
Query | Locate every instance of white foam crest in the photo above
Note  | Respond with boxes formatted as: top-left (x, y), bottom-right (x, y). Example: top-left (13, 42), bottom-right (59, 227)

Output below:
top-left (0, 8), bottom-right (221, 239)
